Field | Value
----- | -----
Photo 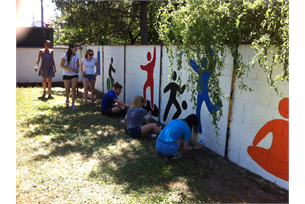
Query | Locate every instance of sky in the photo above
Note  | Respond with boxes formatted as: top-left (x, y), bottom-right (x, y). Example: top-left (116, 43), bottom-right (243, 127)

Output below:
top-left (16, 0), bottom-right (58, 27)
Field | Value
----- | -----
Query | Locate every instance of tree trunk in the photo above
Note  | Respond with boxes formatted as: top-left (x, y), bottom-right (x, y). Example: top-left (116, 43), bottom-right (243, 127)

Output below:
top-left (140, 1), bottom-right (148, 44)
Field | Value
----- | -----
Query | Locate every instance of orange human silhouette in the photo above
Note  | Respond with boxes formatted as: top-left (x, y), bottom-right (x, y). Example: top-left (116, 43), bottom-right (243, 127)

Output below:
top-left (140, 47), bottom-right (156, 109)
top-left (247, 98), bottom-right (289, 181)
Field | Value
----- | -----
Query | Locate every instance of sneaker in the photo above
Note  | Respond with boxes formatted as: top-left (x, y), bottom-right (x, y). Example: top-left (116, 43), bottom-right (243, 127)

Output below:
top-left (84, 100), bottom-right (87, 104)
top-left (151, 134), bottom-right (157, 138)
top-left (90, 99), bottom-right (94, 103)
top-left (172, 153), bottom-right (182, 159)
top-left (48, 95), bottom-right (54, 99)
top-left (72, 104), bottom-right (76, 110)
top-left (157, 152), bottom-right (167, 163)
top-left (66, 98), bottom-right (69, 105)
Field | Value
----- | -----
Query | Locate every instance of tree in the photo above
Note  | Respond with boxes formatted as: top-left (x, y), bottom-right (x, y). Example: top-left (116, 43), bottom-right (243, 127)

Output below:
top-left (157, 0), bottom-right (289, 135)
top-left (51, 0), bottom-right (165, 45)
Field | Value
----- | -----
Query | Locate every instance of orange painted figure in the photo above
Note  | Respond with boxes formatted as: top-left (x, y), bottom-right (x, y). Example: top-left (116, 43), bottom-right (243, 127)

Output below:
top-left (140, 47), bottom-right (156, 109)
top-left (247, 98), bottom-right (289, 181)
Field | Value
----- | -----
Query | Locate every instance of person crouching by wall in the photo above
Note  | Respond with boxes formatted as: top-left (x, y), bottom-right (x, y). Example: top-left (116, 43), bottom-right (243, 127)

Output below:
top-left (101, 82), bottom-right (131, 116)
top-left (125, 95), bottom-right (162, 139)
top-left (156, 114), bottom-right (203, 162)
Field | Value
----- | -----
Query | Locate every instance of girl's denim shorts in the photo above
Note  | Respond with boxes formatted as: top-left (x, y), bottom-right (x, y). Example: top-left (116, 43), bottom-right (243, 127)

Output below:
top-left (127, 126), bottom-right (142, 138)
top-left (83, 74), bottom-right (96, 81)
top-left (156, 138), bottom-right (178, 156)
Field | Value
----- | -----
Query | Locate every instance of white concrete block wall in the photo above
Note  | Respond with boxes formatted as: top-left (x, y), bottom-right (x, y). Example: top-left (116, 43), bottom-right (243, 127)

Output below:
top-left (227, 44), bottom-right (289, 190)
top-left (16, 44), bottom-right (289, 190)
top-left (125, 45), bottom-right (161, 122)
top-left (17, 47), bottom-right (83, 83)
top-left (103, 46), bottom-right (125, 102)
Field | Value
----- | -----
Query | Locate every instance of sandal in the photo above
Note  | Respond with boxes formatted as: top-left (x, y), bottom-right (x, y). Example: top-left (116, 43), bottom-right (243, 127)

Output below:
top-left (48, 95), bottom-right (54, 99)
top-left (42, 92), bottom-right (46, 98)
top-left (72, 104), bottom-right (76, 110)
top-left (66, 98), bottom-right (69, 105)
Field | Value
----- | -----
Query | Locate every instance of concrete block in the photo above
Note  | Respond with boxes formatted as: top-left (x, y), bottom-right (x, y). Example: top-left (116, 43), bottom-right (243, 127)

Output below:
top-left (217, 136), bottom-right (226, 147)
top-left (228, 141), bottom-right (241, 154)
top-left (228, 151), bottom-right (239, 164)
top-left (238, 145), bottom-right (249, 168)
top-left (237, 123), bottom-right (256, 138)
top-left (232, 99), bottom-right (245, 112)
top-left (237, 133), bottom-right (254, 147)
top-left (231, 110), bottom-right (244, 123)
top-left (240, 89), bottom-right (260, 104)
top-left (243, 113), bottom-right (253, 125)
top-left (247, 66), bottom-right (258, 79)
top-left (257, 68), bottom-right (268, 81)
top-left (217, 145), bottom-right (225, 157)
top-left (244, 78), bottom-right (261, 92)
top-left (244, 101), bottom-right (255, 116)
top-left (252, 116), bottom-right (269, 129)
top-left (253, 104), bottom-right (268, 118)
top-left (269, 95), bottom-right (281, 109)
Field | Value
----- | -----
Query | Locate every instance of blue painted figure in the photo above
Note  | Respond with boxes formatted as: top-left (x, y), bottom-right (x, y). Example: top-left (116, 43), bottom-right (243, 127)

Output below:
top-left (190, 50), bottom-right (222, 134)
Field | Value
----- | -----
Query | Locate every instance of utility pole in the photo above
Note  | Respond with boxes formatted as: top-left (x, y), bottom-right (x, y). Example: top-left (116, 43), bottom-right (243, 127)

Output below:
top-left (41, 0), bottom-right (44, 27)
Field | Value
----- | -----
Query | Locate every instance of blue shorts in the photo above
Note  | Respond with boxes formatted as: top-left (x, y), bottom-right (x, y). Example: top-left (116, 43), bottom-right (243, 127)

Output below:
top-left (127, 126), bottom-right (142, 138)
top-left (83, 74), bottom-right (96, 81)
top-left (156, 138), bottom-right (178, 156)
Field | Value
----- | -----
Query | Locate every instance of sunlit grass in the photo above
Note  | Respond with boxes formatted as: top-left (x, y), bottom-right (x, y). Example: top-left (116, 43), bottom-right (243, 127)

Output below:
top-left (16, 87), bottom-right (211, 203)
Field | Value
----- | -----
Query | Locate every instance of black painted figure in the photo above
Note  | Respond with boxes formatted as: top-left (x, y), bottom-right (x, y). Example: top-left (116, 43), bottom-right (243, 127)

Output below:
top-left (163, 71), bottom-right (187, 122)
top-left (109, 57), bottom-right (116, 90)
top-left (143, 100), bottom-right (159, 117)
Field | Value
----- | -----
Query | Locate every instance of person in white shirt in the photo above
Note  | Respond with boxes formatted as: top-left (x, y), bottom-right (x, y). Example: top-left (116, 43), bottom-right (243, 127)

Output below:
top-left (60, 44), bottom-right (80, 109)
top-left (80, 49), bottom-right (99, 104)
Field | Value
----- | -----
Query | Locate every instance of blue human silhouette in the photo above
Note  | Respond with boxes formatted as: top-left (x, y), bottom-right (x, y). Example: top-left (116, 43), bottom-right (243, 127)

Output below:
top-left (190, 51), bottom-right (222, 134)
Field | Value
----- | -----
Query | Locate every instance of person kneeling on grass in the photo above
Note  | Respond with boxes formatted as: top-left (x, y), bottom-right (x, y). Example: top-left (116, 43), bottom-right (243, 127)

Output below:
top-left (101, 82), bottom-right (131, 116)
top-left (125, 95), bottom-right (162, 139)
top-left (156, 114), bottom-right (202, 162)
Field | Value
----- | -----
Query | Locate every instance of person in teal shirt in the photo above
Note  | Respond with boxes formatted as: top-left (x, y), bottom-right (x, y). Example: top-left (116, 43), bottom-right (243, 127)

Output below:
top-left (156, 114), bottom-right (202, 162)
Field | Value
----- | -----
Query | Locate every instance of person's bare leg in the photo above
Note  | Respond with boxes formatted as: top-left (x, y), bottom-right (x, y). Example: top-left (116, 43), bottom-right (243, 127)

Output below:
top-left (47, 78), bottom-right (53, 96)
top-left (89, 80), bottom-right (95, 102)
top-left (83, 78), bottom-right (89, 103)
top-left (42, 77), bottom-right (47, 95)
top-left (111, 106), bottom-right (122, 115)
top-left (64, 79), bottom-right (71, 103)
top-left (141, 123), bottom-right (161, 135)
top-left (71, 78), bottom-right (78, 106)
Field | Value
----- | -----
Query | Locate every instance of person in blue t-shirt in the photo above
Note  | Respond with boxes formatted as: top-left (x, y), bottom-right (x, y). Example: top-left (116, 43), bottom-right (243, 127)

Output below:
top-left (156, 114), bottom-right (202, 162)
top-left (124, 95), bottom-right (162, 138)
top-left (101, 82), bottom-right (131, 116)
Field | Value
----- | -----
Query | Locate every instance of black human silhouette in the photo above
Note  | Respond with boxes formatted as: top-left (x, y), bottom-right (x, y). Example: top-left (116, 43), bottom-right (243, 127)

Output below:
top-left (109, 57), bottom-right (116, 90)
top-left (163, 71), bottom-right (187, 121)
top-left (143, 100), bottom-right (159, 117)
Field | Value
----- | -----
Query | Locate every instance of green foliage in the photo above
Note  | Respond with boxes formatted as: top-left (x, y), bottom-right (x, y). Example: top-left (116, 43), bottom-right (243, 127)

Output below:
top-left (51, 0), bottom-right (165, 45)
top-left (157, 0), bottom-right (289, 135)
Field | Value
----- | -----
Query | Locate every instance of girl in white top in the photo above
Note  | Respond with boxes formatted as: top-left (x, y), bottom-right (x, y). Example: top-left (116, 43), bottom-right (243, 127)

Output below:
top-left (81, 49), bottom-right (99, 104)
top-left (60, 44), bottom-right (80, 109)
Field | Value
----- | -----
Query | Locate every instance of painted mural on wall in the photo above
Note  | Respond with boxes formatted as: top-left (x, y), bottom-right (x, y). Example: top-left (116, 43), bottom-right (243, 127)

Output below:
top-left (141, 47), bottom-right (156, 109)
top-left (247, 98), bottom-right (289, 181)
top-left (107, 57), bottom-right (116, 91)
top-left (163, 71), bottom-right (188, 121)
top-left (189, 52), bottom-right (222, 133)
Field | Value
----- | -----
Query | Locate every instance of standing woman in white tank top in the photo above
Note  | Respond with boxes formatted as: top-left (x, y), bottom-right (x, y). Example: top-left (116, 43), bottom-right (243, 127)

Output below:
top-left (80, 49), bottom-right (99, 104)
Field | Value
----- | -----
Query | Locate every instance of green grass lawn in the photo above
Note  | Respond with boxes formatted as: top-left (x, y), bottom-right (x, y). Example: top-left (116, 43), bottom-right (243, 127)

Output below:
top-left (16, 87), bottom-right (212, 203)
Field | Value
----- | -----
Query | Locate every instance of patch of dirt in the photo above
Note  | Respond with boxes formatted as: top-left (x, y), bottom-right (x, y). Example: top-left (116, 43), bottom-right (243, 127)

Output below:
top-left (179, 146), bottom-right (289, 203)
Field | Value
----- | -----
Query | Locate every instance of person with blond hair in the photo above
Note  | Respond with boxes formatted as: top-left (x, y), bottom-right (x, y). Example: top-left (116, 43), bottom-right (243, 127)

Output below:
top-left (81, 49), bottom-right (99, 104)
top-left (156, 114), bottom-right (202, 162)
top-left (125, 95), bottom-right (161, 139)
